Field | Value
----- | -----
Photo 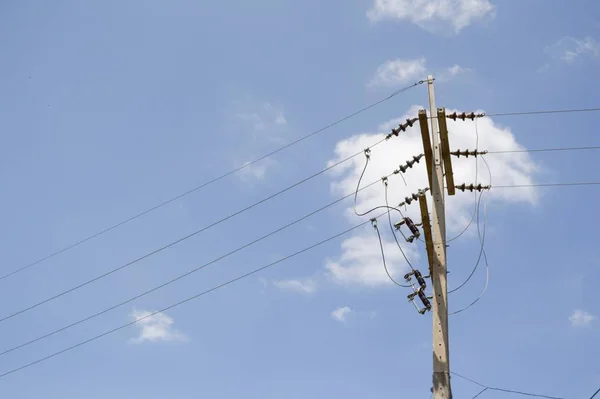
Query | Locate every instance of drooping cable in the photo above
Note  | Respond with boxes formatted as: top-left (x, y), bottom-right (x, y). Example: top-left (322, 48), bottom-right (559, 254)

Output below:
top-left (448, 153), bottom-right (491, 295)
top-left (0, 213), bottom-right (394, 379)
top-left (383, 183), bottom-right (416, 271)
top-left (0, 172), bottom-right (403, 358)
top-left (372, 219), bottom-right (410, 288)
top-left (1, 81), bottom-right (425, 283)
top-left (452, 371), bottom-right (564, 399)
top-left (447, 117), bottom-right (480, 243)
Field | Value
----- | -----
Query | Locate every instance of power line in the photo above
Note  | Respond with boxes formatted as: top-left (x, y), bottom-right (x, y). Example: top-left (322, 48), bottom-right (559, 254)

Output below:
top-left (451, 371), bottom-right (563, 399)
top-left (488, 145), bottom-right (600, 154)
top-left (493, 182), bottom-right (600, 188)
top-left (485, 107), bottom-right (600, 117)
top-left (0, 171), bottom-right (404, 357)
top-left (0, 216), bottom-right (380, 379)
top-left (0, 81), bottom-right (424, 283)
top-left (0, 136), bottom-right (395, 324)
top-left (589, 387), bottom-right (600, 399)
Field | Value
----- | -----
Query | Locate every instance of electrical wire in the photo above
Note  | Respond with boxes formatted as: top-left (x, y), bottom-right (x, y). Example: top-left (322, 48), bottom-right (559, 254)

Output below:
top-left (488, 145), bottom-right (600, 154)
top-left (449, 191), bottom-right (489, 315)
top-left (0, 214), bottom-right (392, 379)
top-left (0, 171), bottom-right (405, 358)
top-left (372, 220), bottom-right (410, 288)
top-left (493, 182), bottom-right (600, 188)
top-left (383, 183), bottom-right (416, 271)
top-left (448, 155), bottom-right (491, 296)
top-left (0, 81), bottom-right (425, 283)
top-left (0, 137), bottom-right (391, 325)
top-left (485, 107), bottom-right (600, 117)
top-left (589, 387), bottom-right (600, 399)
top-left (452, 371), bottom-right (564, 399)
top-left (447, 117), bottom-right (480, 243)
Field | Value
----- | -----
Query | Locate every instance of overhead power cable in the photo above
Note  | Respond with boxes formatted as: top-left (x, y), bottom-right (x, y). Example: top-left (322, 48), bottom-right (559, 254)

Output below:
top-left (0, 171), bottom-right (404, 358)
top-left (451, 371), bottom-right (564, 399)
top-left (0, 135), bottom-right (400, 324)
top-left (488, 145), bottom-right (600, 154)
top-left (485, 107), bottom-right (600, 117)
top-left (493, 182), bottom-right (600, 188)
top-left (0, 214), bottom-right (389, 379)
top-left (0, 80), bottom-right (424, 283)
top-left (589, 387), bottom-right (600, 399)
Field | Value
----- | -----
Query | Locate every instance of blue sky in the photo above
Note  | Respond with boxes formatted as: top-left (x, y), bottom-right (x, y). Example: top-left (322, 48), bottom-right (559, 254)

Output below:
top-left (1, 1), bottom-right (599, 398)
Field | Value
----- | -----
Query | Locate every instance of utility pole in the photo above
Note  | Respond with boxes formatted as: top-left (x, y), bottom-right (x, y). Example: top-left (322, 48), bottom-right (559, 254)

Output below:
top-left (426, 75), bottom-right (452, 399)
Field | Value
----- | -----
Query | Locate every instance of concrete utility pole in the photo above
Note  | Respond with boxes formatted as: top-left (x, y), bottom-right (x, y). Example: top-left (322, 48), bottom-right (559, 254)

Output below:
top-left (426, 75), bottom-right (452, 399)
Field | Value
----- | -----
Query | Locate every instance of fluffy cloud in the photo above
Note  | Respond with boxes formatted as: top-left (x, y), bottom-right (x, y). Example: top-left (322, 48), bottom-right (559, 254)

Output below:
top-left (238, 158), bottom-right (279, 183)
top-left (569, 310), bottom-right (596, 327)
top-left (367, 0), bottom-right (495, 33)
top-left (331, 306), bottom-right (352, 323)
top-left (236, 101), bottom-right (287, 143)
top-left (368, 58), bottom-right (426, 87)
top-left (545, 36), bottom-right (600, 63)
top-left (129, 309), bottom-right (187, 344)
top-left (273, 278), bottom-right (317, 294)
top-left (368, 58), bottom-right (470, 88)
top-left (325, 105), bottom-right (539, 286)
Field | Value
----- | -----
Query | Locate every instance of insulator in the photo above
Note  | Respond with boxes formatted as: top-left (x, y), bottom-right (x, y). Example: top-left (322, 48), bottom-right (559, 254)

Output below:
top-left (405, 217), bottom-right (420, 237)
top-left (413, 270), bottom-right (426, 288)
top-left (446, 111), bottom-right (485, 121)
top-left (450, 149), bottom-right (488, 158)
top-left (386, 117), bottom-right (419, 139)
top-left (397, 188), bottom-right (429, 207)
top-left (455, 183), bottom-right (491, 192)
top-left (418, 290), bottom-right (432, 311)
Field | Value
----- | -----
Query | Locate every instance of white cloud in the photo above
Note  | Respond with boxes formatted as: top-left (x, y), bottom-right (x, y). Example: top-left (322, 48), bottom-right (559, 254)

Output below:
top-left (129, 309), bottom-right (187, 344)
top-left (368, 58), bottom-right (470, 88)
top-left (325, 105), bottom-right (540, 287)
top-left (545, 36), bottom-right (600, 63)
top-left (332, 306), bottom-right (352, 323)
top-left (569, 309), bottom-right (596, 327)
top-left (273, 278), bottom-right (317, 294)
top-left (367, 0), bottom-right (495, 33)
top-left (238, 158), bottom-right (278, 182)
top-left (236, 101), bottom-right (287, 143)
top-left (368, 58), bottom-right (426, 87)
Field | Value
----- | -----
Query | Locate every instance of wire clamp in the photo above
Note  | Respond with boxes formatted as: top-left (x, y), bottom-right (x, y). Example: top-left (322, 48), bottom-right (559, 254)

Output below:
top-left (370, 218), bottom-right (378, 229)
top-left (363, 148), bottom-right (371, 159)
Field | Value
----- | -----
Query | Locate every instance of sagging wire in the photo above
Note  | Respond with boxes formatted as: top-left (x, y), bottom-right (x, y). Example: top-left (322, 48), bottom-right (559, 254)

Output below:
top-left (447, 117), bottom-right (480, 243)
top-left (383, 181), bottom-right (416, 271)
top-left (449, 155), bottom-right (492, 314)
top-left (354, 148), bottom-right (373, 217)
top-left (452, 371), bottom-right (564, 399)
top-left (371, 218), bottom-right (411, 288)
